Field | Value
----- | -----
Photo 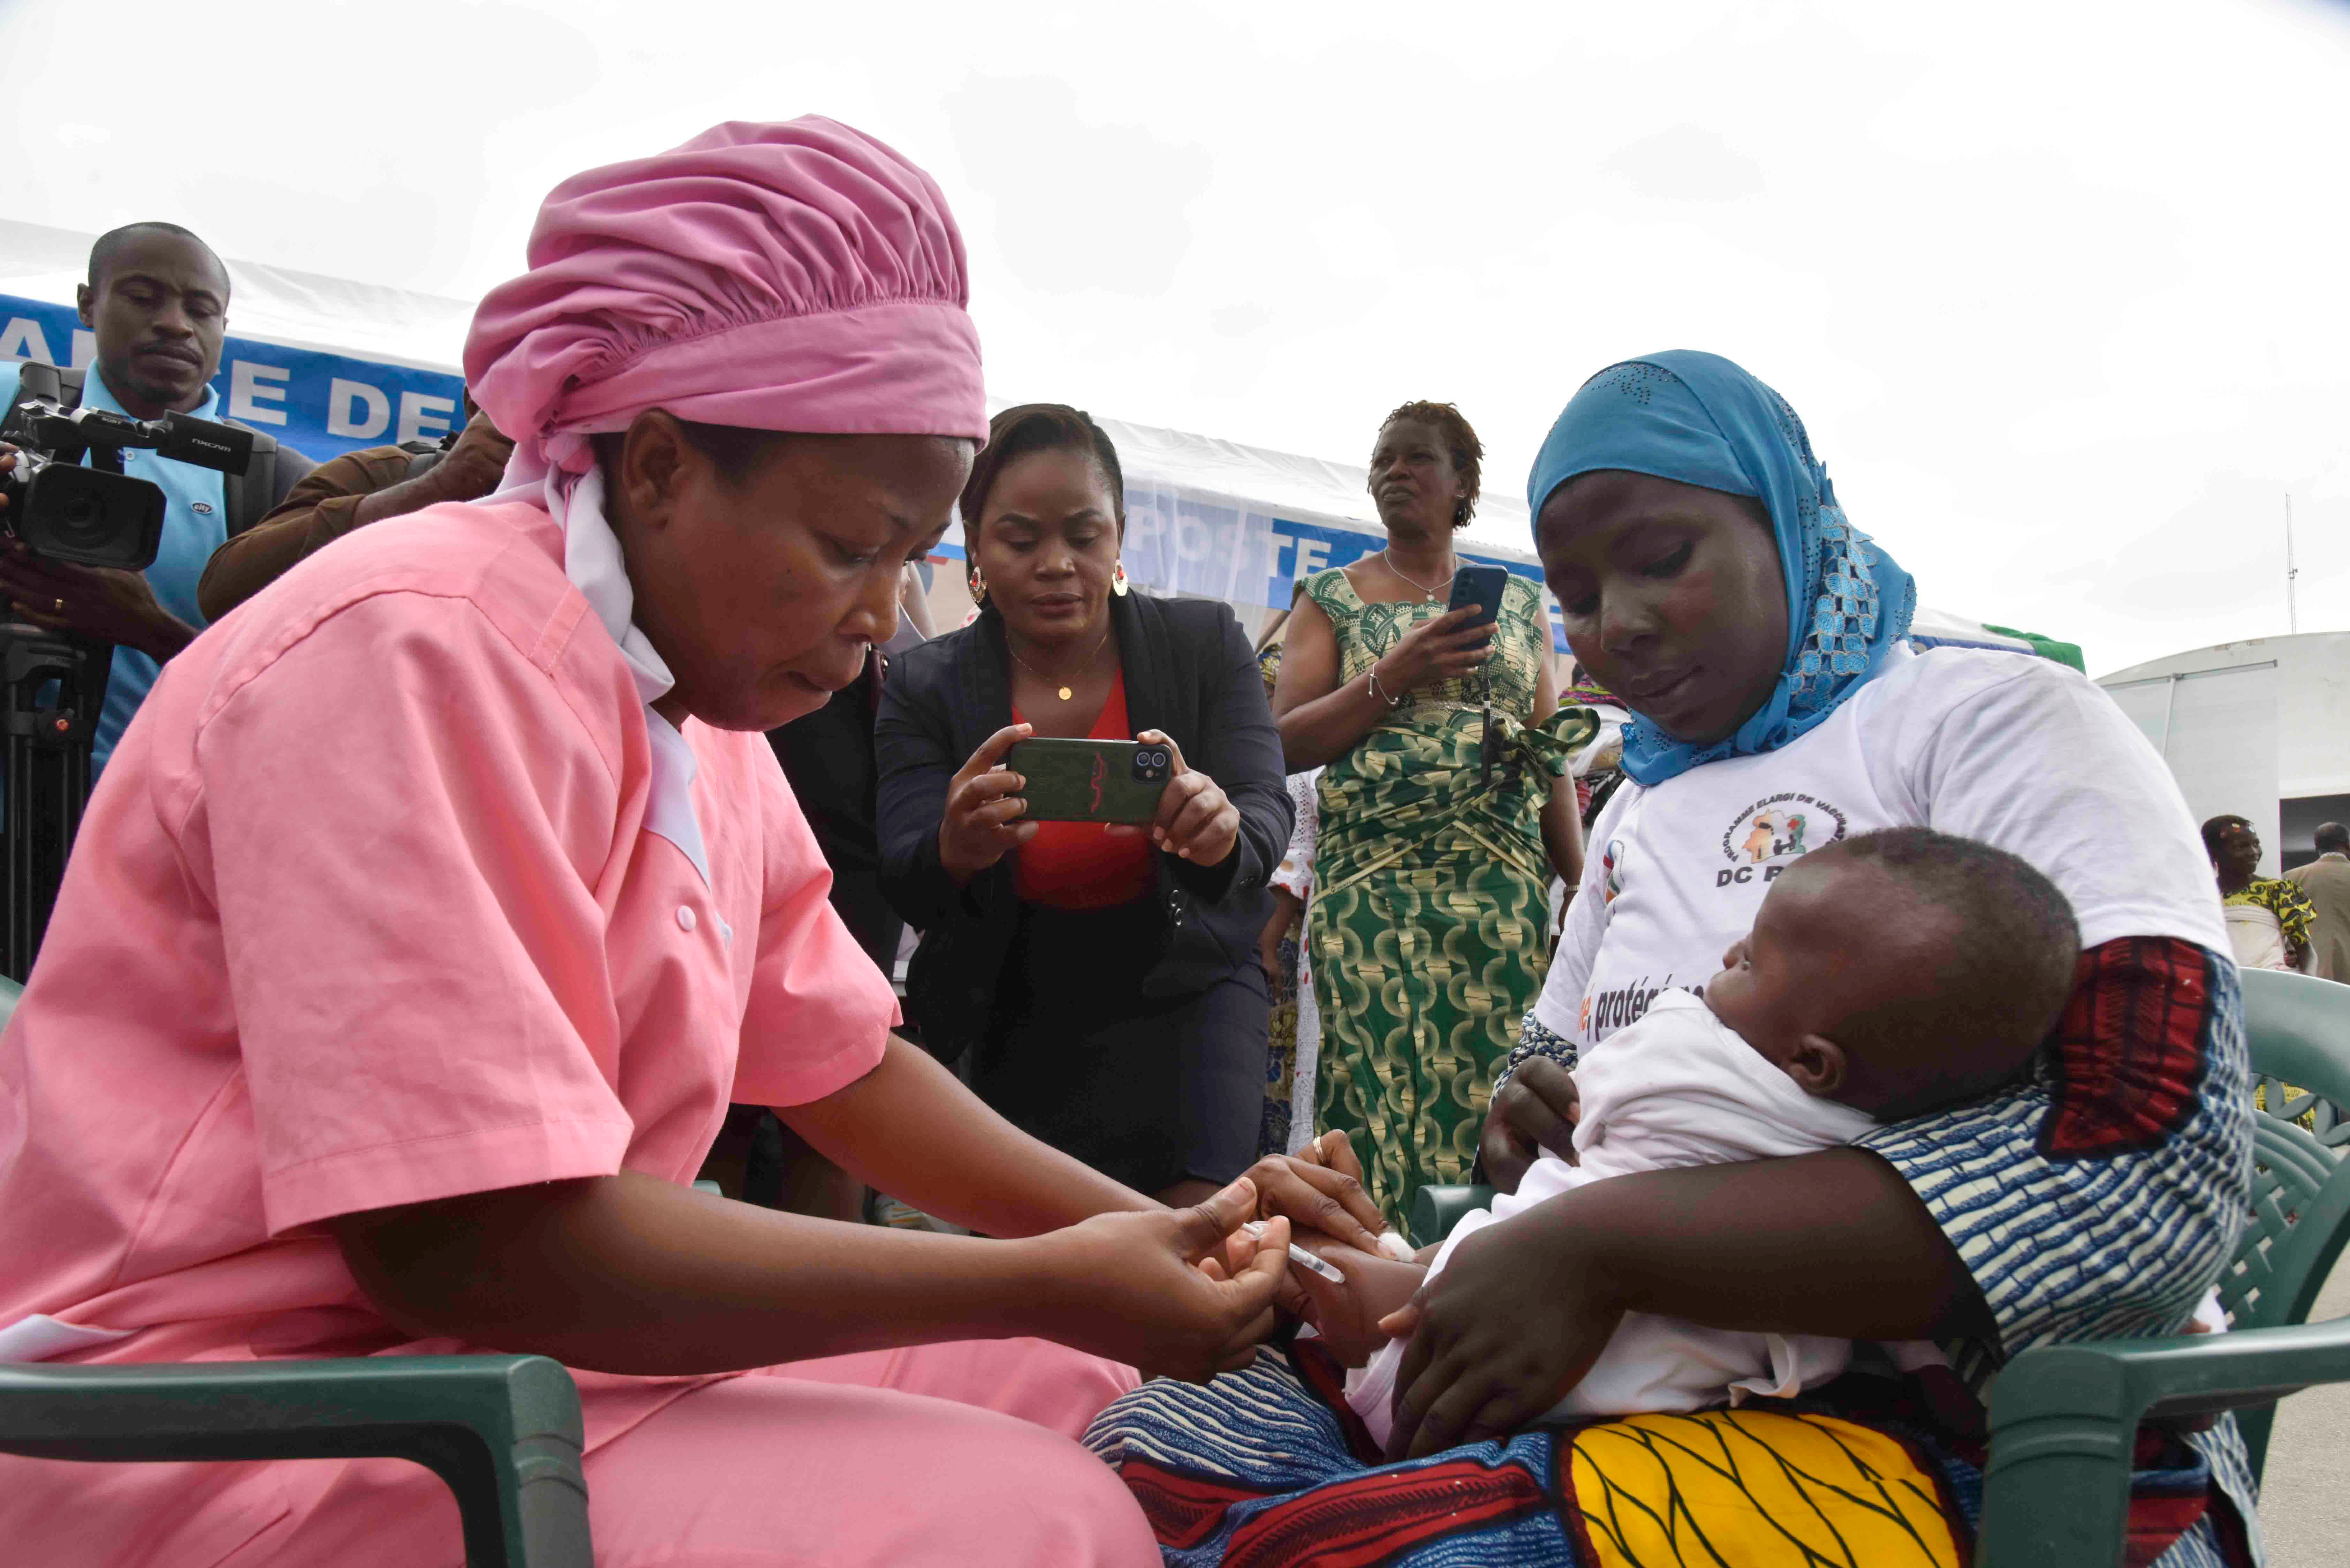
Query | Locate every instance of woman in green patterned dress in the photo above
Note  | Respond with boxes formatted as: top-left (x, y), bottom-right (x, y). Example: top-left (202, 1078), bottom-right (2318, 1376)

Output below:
top-left (1270, 401), bottom-right (1589, 1235)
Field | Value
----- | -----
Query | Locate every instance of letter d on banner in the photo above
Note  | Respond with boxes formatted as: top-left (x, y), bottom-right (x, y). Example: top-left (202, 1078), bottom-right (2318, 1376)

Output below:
top-left (328, 378), bottom-right (391, 439)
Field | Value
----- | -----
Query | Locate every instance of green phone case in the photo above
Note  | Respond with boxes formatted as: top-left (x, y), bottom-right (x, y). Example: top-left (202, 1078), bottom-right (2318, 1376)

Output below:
top-left (1008, 738), bottom-right (1172, 824)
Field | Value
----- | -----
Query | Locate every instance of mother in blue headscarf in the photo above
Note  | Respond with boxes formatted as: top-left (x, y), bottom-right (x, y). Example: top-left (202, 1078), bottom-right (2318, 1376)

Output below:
top-left (1087, 353), bottom-right (2262, 1567)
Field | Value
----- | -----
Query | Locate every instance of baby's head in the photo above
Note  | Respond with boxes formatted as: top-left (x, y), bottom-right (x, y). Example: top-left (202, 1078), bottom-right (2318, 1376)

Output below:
top-left (1704, 828), bottom-right (2079, 1122)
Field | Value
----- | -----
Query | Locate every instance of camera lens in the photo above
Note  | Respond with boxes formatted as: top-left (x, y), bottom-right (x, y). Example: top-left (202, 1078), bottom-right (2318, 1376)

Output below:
top-left (23, 464), bottom-right (167, 570)
top-left (58, 490), bottom-right (104, 536)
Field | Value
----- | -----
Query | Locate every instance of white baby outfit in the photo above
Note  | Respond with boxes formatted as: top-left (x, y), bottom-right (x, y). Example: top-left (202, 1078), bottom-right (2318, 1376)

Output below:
top-left (1346, 990), bottom-right (1903, 1445)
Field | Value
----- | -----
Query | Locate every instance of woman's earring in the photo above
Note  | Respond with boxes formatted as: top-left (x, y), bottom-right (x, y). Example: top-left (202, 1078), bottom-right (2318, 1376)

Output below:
top-left (1112, 561), bottom-right (1131, 597)
top-left (968, 568), bottom-right (988, 606)
top-left (1454, 499), bottom-right (1470, 527)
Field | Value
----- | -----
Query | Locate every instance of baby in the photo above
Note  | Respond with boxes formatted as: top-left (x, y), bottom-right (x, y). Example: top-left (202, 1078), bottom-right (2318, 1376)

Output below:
top-left (1308, 827), bottom-right (2085, 1446)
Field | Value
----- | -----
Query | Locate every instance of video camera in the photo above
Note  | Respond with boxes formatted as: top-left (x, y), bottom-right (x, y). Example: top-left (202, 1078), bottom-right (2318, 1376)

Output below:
top-left (0, 386), bottom-right (256, 573)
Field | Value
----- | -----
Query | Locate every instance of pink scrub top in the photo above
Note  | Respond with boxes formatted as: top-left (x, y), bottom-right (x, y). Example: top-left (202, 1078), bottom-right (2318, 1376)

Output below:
top-left (0, 500), bottom-right (898, 1561)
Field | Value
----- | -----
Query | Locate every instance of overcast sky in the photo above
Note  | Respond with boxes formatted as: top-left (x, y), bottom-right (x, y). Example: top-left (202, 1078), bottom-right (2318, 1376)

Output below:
top-left (5, 0), bottom-right (2346, 676)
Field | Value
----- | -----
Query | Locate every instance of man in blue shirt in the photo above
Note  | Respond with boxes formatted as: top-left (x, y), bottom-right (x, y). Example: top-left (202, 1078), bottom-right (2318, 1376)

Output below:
top-left (0, 222), bottom-right (309, 771)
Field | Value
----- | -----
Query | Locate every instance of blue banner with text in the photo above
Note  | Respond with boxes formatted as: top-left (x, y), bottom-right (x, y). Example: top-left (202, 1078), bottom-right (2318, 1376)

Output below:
top-left (2, 291), bottom-right (464, 463)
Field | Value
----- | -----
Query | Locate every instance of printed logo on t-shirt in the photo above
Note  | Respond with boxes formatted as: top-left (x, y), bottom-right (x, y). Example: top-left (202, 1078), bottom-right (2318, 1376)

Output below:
top-left (1716, 792), bottom-right (1848, 889)
top-left (191, 501), bottom-right (214, 515)
top-left (1602, 838), bottom-right (1626, 904)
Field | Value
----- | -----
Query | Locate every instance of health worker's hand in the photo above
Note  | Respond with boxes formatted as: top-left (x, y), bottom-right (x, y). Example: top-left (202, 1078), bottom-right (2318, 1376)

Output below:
top-left (1241, 1129), bottom-right (1390, 1259)
top-left (1035, 1177), bottom-right (1291, 1383)
top-left (938, 722), bottom-right (1037, 885)
top-left (1478, 1057), bottom-right (1581, 1194)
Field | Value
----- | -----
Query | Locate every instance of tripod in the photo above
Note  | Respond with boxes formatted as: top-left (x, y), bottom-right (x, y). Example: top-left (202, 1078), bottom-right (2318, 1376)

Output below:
top-left (1, 623), bottom-right (110, 982)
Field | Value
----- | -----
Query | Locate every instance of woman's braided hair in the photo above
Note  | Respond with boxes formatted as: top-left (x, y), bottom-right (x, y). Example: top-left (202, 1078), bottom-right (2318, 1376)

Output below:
top-left (1379, 399), bottom-right (1482, 529)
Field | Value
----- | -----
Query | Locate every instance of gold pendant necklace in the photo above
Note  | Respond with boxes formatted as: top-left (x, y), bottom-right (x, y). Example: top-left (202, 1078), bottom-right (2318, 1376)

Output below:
top-left (1009, 625), bottom-right (1112, 702)
top-left (1383, 547), bottom-right (1458, 601)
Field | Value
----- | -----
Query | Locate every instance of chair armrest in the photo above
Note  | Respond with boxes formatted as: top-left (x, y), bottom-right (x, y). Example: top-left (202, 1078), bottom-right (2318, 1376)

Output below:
top-left (1408, 1184), bottom-right (1496, 1245)
top-left (1978, 1317), bottom-right (2350, 1567)
top-left (0, 1354), bottom-right (589, 1568)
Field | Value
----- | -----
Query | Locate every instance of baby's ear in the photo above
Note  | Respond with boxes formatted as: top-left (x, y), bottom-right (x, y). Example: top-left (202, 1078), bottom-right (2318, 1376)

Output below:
top-left (1787, 1035), bottom-right (1847, 1097)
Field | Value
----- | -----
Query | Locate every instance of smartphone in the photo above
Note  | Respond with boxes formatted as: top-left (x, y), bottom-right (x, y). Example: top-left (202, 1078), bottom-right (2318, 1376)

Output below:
top-left (1446, 564), bottom-right (1511, 629)
top-left (1006, 738), bottom-right (1173, 824)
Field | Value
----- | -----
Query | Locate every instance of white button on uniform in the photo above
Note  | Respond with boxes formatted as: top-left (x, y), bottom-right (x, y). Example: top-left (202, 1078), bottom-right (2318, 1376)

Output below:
top-left (676, 906), bottom-right (698, 932)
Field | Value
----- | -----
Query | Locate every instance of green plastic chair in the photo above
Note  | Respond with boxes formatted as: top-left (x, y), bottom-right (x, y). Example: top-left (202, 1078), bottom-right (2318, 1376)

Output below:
top-left (1978, 967), bottom-right (2350, 1566)
top-left (0, 1355), bottom-right (592, 1566)
top-left (0, 972), bottom-right (593, 1566)
top-left (1412, 967), bottom-right (2350, 1568)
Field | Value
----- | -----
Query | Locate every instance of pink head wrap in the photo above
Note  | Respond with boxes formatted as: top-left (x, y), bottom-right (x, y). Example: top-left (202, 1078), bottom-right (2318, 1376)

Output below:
top-left (467, 115), bottom-right (986, 469)
top-left (460, 116), bottom-right (985, 724)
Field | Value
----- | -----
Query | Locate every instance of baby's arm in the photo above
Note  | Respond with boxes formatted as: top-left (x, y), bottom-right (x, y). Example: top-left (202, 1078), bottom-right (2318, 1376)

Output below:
top-left (1289, 1234), bottom-right (1429, 1367)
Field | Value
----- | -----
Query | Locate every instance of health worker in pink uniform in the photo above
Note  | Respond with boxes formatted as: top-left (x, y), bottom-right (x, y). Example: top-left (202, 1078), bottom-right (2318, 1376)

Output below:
top-left (0, 118), bottom-right (1336, 1567)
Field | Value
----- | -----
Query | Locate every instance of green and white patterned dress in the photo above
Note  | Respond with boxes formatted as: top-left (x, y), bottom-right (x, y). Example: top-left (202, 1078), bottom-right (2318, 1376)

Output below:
top-left (1303, 566), bottom-right (1590, 1236)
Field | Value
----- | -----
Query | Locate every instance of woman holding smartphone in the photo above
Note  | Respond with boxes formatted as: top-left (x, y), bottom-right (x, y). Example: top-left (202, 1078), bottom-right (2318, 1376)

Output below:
top-left (876, 405), bottom-right (1292, 1206)
top-left (1271, 400), bottom-right (1588, 1235)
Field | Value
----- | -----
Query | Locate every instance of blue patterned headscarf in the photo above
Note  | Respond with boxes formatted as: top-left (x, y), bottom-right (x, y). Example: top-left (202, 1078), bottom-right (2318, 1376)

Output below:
top-left (1525, 351), bottom-right (1916, 786)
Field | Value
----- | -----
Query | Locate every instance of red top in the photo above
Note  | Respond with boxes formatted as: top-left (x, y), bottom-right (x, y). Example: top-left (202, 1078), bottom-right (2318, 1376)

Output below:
top-left (1013, 669), bottom-right (1156, 910)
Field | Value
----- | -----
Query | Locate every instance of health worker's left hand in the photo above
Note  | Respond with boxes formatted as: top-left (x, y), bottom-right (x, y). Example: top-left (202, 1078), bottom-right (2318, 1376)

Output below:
top-left (1239, 1127), bottom-right (1392, 1265)
top-left (1111, 729), bottom-right (1239, 866)
top-left (1380, 1211), bottom-right (1626, 1461)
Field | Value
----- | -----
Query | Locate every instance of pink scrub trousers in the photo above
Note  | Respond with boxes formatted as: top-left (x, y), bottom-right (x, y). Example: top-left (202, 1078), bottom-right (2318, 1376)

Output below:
top-left (209, 1341), bottom-right (1152, 1567)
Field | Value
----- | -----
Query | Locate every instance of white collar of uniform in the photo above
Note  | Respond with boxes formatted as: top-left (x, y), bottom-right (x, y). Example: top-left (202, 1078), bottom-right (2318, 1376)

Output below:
top-left (485, 453), bottom-right (707, 886)
top-left (641, 713), bottom-right (710, 887)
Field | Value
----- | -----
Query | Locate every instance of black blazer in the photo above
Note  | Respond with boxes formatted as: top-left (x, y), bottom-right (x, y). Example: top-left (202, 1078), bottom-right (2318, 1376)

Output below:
top-left (876, 592), bottom-right (1292, 1064)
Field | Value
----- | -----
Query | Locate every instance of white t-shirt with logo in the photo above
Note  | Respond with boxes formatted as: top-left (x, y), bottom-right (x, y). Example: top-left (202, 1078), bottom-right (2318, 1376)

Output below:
top-left (1534, 644), bottom-right (2228, 1047)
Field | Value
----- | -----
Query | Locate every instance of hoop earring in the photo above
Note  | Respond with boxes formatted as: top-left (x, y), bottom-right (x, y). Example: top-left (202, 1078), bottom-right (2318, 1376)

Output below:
top-left (1112, 561), bottom-right (1131, 597)
top-left (968, 568), bottom-right (988, 606)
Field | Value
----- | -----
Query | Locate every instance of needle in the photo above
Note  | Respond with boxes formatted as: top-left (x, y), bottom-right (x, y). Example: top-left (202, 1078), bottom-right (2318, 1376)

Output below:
top-left (1241, 1220), bottom-right (1346, 1283)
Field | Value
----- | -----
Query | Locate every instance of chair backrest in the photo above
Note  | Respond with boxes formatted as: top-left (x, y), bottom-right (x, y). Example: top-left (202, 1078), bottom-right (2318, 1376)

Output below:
top-left (2229, 970), bottom-right (2350, 1333)
top-left (2242, 967), bottom-right (2350, 1150)
top-left (2220, 1112), bottom-right (2344, 1331)
top-left (2224, 969), bottom-right (2350, 1477)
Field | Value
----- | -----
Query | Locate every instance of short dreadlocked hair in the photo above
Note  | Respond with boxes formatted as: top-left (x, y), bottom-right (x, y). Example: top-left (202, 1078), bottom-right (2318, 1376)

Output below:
top-left (1378, 400), bottom-right (1482, 529)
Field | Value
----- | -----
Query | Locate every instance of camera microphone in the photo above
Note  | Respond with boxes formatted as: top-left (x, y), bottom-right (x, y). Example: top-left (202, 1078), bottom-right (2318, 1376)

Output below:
top-left (152, 411), bottom-right (258, 476)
